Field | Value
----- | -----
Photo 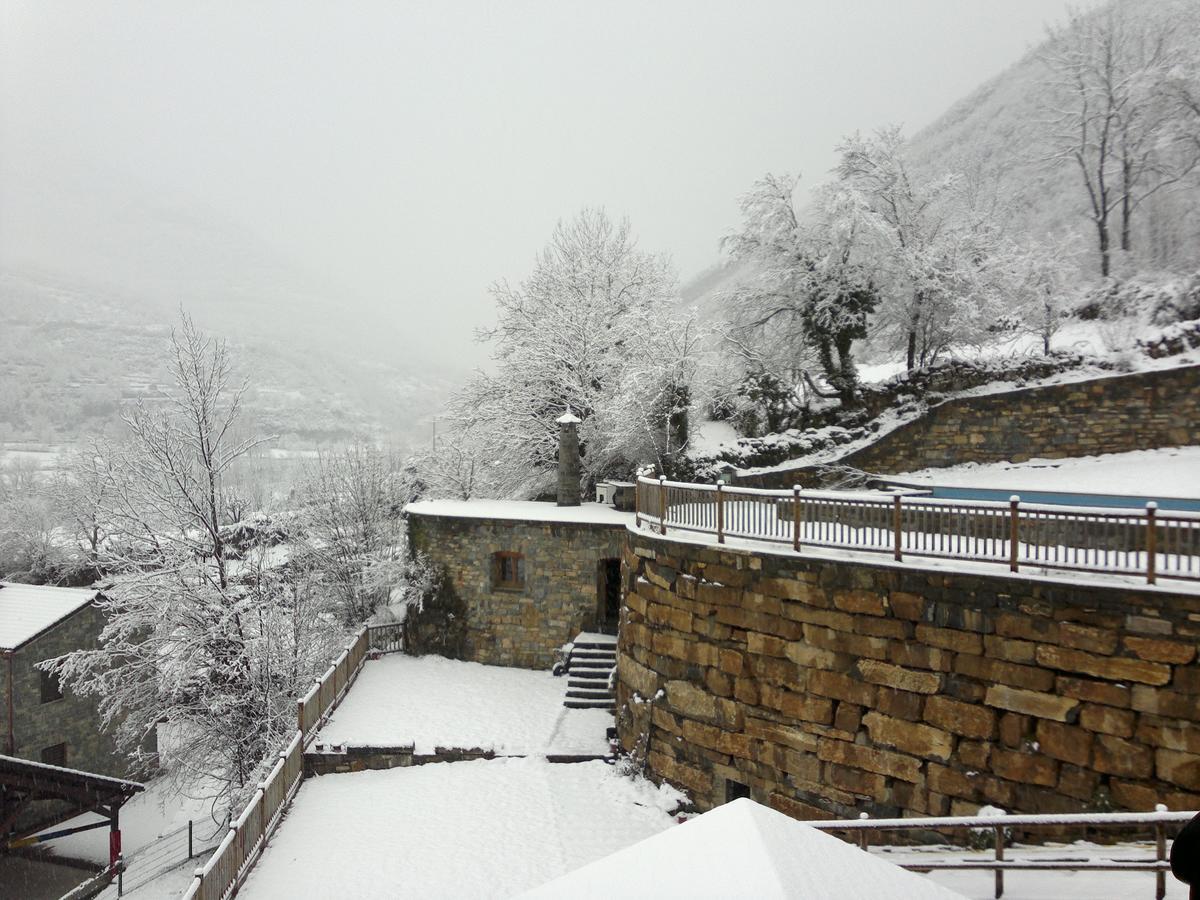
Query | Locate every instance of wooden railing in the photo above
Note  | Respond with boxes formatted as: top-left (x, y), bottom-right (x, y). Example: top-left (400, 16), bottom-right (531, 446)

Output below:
top-left (814, 806), bottom-right (1195, 899)
top-left (635, 477), bottom-right (1200, 583)
top-left (181, 625), bottom-right (371, 900)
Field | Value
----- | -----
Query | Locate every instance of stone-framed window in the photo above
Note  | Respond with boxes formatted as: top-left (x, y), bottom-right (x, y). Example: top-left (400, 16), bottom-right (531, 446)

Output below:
top-left (40, 669), bottom-right (63, 704)
top-left (492, 551), bottom-right (525, 591)
top-left (41, 742), bottom-right (68, 767)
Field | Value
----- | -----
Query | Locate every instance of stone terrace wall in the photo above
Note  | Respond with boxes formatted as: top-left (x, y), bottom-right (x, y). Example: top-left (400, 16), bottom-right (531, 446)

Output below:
top-left (408, 512), bottom-right (625, 669)
top-left (742, 364), bottom-right (1199, 487)
top-left (616, 529), bottom-right (1200, 822)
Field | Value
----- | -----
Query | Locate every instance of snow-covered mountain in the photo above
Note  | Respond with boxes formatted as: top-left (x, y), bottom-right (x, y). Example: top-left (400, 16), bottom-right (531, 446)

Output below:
top-left (0, 269), bottom-right (453, 449)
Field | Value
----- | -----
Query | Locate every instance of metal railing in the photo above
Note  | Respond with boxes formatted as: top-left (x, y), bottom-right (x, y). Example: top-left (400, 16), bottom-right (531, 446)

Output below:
top-left (103, 819), bottom-right (219, 896)
top-left (181, 625), bottom-right (372, 900)
top-left (814, 806), bottom-right (1195, 899)
top-left (635, 477), bottom-right (1200, 583)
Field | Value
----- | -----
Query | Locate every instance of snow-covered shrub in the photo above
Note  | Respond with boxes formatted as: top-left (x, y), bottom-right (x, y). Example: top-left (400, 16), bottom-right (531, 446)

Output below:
top-left (1151, 272), bottom-right (1200, 325)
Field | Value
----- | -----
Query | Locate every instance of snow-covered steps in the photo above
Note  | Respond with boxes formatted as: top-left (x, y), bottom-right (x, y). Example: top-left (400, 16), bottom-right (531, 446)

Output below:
top-left (563, 633), bottom-right (617, 710)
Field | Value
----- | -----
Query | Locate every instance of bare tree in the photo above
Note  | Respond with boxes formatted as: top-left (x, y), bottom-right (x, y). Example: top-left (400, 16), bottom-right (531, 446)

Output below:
top-left (1041, 3), bottom-right (1199, 277)
top-left (43, 315), bottom-right (335, 816)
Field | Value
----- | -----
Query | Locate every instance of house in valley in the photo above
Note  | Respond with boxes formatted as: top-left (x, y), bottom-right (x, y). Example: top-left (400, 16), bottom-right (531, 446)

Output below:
top-left (0, 582), bottom-right (130, 779)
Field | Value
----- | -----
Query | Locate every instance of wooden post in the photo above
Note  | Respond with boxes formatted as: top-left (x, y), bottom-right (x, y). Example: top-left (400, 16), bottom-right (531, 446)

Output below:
top-left (858, 812), bottom-right (869, 851)
top-left (1009, 496), bottom-right (1020, 573)
top-left (635, 479), bottom-right (641, 528)
top-left (994, 824), bottom-right (1005, 899)
top-left (892, 495), bottom-right (902, 561)
top-left (716, 483), bottom-right (725, 544)
top-left (297, 699), bottom-right (305, 740)
top-left (659, 477), bottom-right (668, 536)
top-left (1155, 803), bottom-right (1167, 900)
top-left (792, 485), bottom-right (802, 552)
top-left (1146, 502), bottom-right (1158, 585)
top-left (188, 819), bottom-right (193, 860)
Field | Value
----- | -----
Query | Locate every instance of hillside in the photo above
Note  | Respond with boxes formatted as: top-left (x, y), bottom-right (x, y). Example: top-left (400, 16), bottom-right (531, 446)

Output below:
top-left (0, 270), bottom-right (452, 451)
top-left (904, 0), bottom-right (1200, 276)
top-left (681, 0), bottom-right (1200, 326)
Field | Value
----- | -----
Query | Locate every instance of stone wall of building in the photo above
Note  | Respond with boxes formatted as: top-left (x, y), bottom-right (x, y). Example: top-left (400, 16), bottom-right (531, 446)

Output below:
top-left (740, 364), bottom-right (1199, 487)
top-left (616, 528), bottom-right (1200, 822)
top-left (408, 512), bottom-right (627, 669)
top-left (3, 604), bottom-right (127, 778)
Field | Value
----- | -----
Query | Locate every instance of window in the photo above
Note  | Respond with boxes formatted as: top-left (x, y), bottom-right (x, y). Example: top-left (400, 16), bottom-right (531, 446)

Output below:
top-left (40, 669), bottom-right (63, 704)
top-left (492, 552), bottom-right (525, 591)
top-left (41, 743), bottom-right (68, 767)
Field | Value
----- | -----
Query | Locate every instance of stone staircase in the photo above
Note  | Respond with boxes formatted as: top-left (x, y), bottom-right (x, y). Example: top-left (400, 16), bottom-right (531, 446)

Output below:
top-left (563, 633), bottom-right (617, 710)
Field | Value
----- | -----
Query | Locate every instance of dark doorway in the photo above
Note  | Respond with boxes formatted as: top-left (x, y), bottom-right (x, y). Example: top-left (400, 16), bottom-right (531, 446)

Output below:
top-left (598, 558), bottom-right (622, 634)
top-left (725, 779), bottom-right (751, 804)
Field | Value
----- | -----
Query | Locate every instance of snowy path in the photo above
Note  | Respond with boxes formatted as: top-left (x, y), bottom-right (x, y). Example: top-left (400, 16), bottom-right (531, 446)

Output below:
top-left (239, 758), bottom-right (682, 899)
top-left (315, 655), bottom-right (612, 756)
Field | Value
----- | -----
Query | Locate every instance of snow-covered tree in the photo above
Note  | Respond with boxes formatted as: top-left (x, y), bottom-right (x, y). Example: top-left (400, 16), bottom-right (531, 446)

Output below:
top-left (722, 175), bottom-right (878, 406)
top-left (43, 315), bottom-right (342, 816)
top-left (446, 209), bottom-right (701, 495)
top-left (836, 127), bottom-right (1009, 370)
top-left (293, 444), bottom-right (411, 624)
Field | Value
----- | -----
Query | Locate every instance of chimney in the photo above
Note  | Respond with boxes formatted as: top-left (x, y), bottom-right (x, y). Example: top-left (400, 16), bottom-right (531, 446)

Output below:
top-left (556, 406), bottom-right (582, 506)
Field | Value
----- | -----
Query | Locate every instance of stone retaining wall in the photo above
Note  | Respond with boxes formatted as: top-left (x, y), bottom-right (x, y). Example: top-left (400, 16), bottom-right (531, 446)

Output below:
top-left (616, 529), bottom-right (1200, 822)
top-left (741, 364), bottom-right (1199, 487)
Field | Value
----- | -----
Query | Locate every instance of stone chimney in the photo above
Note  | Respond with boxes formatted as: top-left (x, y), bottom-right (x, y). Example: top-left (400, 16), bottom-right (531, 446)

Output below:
top-left (556, 406), bottom-right (582, 507)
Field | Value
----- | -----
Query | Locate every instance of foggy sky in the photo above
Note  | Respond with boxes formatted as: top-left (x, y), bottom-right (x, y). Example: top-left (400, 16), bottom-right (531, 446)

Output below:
top-left (1, 1), bottom-right (1095, 369)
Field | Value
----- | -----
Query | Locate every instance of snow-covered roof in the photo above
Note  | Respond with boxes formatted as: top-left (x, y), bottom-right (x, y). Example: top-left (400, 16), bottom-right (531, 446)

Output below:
top-left (556, 406), bottom-right (582, 425)
top-left (520, 798), bottom-right (967, 900)
top-left (0, 582), bottom-right (99, 651)
top-left (405, 499), bottom-right (633, 526)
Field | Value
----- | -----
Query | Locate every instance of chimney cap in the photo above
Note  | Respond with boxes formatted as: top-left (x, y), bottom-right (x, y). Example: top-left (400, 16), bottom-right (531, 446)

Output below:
top-left (556, 405), bottom-right (581, 425)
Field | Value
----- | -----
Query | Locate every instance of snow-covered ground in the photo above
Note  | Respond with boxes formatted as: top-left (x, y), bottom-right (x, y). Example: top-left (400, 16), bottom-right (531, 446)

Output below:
top-left (240, 757), bottom-right (683, 900)
top-left (896, 446), bottom-right (1200, 498)
top-left (315, 654), bottom-right (612, 756)
top-left (238, 760), bottom-right (1186, 900)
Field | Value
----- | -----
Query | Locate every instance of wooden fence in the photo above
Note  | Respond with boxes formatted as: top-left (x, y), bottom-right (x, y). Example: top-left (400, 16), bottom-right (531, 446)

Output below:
top-left (814, 806), bottom-right (1195, 899)
top-left (636, 477), bottom-right (1200, 583)
top-left (181, 622), bottom-right (403, 900)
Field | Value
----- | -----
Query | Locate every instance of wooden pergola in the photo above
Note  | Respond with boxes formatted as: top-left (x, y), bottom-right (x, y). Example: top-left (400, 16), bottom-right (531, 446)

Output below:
top-left (0, 754), bottom-right (143, 868)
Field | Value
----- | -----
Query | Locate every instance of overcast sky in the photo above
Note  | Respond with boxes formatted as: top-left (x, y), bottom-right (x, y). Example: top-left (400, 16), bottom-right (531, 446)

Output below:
top-left (1, 1), bottom-right (1095, 367)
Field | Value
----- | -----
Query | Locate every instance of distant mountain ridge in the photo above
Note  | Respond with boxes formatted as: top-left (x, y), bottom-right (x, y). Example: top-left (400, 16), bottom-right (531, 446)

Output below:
top-left (0, 269), bottom-right (452, 450)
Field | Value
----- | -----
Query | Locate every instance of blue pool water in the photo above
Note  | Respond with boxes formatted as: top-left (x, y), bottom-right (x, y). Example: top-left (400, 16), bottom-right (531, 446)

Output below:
top-left (885, 482), bottom-right (1200, 513)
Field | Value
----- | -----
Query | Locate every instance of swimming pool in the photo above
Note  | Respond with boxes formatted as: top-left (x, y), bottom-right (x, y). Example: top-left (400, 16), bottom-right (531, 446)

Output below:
top-left (882, 481), bottom-right (1200, 513)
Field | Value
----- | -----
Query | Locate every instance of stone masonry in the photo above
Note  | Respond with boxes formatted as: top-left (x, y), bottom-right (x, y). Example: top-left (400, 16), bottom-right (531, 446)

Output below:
top-left (407, 510), bottom-right (626, 669)
top-left (743, 363), bottom-right (1199, 487)
top-left (616, 528), bottom-right (1200, 822)
top-left (2, 603), bottom-right (128, 778)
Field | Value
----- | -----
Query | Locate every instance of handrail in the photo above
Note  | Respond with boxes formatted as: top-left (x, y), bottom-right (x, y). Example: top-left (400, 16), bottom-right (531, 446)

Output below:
top-left (812, 805), bottom-right (1194, 899)
top-left (181, 625), bottom-right (372, 900)
top-left (636, 476), bottom-right (1200, 583)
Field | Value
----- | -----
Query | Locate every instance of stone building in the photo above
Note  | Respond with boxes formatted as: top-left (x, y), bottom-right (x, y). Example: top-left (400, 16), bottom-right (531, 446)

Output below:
top-left (406, 406), bottom-right (636, 669)
top-left (405, 501), bottom-right (631, 668)
top-left (0, 582), bottom-right (129, 778)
